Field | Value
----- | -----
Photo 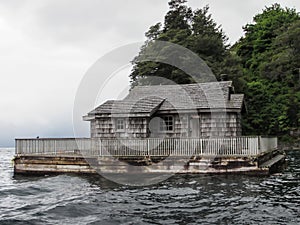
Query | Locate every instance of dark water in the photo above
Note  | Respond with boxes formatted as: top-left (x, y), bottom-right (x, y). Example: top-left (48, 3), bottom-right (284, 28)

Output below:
top-left (0, 148), bottom-right (299, 225)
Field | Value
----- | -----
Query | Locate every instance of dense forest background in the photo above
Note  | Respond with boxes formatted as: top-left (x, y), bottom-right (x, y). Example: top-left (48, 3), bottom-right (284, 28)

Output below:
top-left (130, 0), bottom-right (300, 142)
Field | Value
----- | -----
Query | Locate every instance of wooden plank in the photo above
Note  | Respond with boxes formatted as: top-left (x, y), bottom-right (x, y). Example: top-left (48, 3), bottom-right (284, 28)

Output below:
top-left (260, 154), bottom-right (285, 168)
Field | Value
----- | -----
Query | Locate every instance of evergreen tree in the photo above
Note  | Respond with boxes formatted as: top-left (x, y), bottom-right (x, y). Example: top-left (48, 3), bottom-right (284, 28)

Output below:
top-left (130, 0), bottom-right (238, 86)
top-left (129, 1), bottom-right (300, 141)
top-left (236, 4), bottom-right (299, 75)
top-left (235, 4), bottom-right (300, 138)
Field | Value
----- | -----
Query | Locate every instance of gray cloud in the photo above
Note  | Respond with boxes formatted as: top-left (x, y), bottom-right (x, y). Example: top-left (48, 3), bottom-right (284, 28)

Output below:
top-left (0, 0), bottom-right (300, 147)
top-left (2, 0), bottom-right (299, 46)
top-left (189, 0), bottom-right (300, 43)
top-left (13, 0), bottom-right (168, 48)
top-left (0, 113), bottom-right (74, 147)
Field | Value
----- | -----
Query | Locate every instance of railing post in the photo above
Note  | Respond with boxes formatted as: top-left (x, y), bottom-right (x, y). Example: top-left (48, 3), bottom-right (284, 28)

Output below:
top-left (147, 139), bottom-right (150, 157)
top-left (98, 138), bottom-right (101, 156)
top-left (258, 136), bottom-right (261, 154)
top-left (200, 138), bottom-right (202, 156)
top-left (15, 139), bottom-right (17, 155)
top-left (54, 140), bottom-right (57, 155)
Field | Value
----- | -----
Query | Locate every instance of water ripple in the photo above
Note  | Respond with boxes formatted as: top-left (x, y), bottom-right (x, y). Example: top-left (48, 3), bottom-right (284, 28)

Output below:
top-left (0, 148), bottom-right (299, 224)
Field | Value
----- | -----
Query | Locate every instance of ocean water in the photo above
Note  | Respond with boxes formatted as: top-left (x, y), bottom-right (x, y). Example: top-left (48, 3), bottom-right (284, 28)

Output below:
top-left (0, 148), bottom-right (299, 225)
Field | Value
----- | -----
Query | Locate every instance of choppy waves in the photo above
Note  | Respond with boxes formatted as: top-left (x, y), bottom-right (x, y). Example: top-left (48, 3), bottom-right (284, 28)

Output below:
top-left (0, 148), bottom-right (299, 224)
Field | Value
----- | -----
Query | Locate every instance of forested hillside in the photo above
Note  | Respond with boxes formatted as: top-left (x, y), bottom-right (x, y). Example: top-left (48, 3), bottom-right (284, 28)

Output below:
top-left (130, 0), bottom-right (300, 142)
top-left (234, 4), bottom-right (300, 141)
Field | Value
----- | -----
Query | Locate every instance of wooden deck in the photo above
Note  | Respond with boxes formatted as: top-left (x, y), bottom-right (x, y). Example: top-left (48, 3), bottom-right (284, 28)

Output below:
top-left (13, 136), bottom-right (284, 175)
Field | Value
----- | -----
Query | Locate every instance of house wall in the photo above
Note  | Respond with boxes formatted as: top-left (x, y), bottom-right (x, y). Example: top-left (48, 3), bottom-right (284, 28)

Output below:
top-left (91, 118), bottom-right (114, 138)
top-left (153, 112), bottom-right (242, 138)
top-left (91, 117), bottom-right (148, 138)
top-left (90, 112), bottom-right (242, 138)
top-left (125, 118), bottom-right (148, 138)
top-left (198, 112), bottom-right (242, 137)
top-left (150, 114), bottom-right (188, 137)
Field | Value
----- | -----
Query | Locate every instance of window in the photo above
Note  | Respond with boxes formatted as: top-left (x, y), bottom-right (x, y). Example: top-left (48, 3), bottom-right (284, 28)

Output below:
top-left (160, 116), bottom-right (173, 131)
top-left (116, 119), bottom-right (124, 131)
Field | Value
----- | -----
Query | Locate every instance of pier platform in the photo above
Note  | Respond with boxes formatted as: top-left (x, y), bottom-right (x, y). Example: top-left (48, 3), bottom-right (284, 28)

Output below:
top-left (13, 137), bottom-right (285, 176)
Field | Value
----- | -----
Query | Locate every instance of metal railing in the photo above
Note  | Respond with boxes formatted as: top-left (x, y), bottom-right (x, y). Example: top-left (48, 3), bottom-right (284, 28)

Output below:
top-left (15, 136), bottom-right (277, 157)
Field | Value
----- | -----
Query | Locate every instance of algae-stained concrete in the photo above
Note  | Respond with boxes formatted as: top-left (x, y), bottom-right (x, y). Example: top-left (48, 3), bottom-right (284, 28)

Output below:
top-left (14, 150), bottom-right (285, 176)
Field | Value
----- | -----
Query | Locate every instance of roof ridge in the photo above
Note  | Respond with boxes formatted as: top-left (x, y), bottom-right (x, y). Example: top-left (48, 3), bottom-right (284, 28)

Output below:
top-left (132, 81), bottom-right (232, 89)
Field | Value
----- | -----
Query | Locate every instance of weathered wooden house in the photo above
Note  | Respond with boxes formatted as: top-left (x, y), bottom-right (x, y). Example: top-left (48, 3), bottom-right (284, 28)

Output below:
top-left (14, 81), bottom-right (286, 176)
top-left (83, 81), bottom-right (244, 138)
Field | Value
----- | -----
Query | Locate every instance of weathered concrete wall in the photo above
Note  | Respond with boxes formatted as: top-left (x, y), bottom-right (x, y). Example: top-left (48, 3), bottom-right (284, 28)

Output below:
top-left (14, 155), bottom-right (97, 174)
top-left (14, 152), bottom-right (285, 176)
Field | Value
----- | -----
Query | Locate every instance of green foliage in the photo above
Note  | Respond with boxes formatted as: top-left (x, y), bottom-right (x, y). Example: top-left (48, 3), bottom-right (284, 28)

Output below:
top-left (237, 4), bottom-right (299, 72)
top-left (130, 1), bottom-right (300, 140)
top-left (236, 4), bottom-right (300, 138)
top-left (130, 0), bottom-right (240, 86)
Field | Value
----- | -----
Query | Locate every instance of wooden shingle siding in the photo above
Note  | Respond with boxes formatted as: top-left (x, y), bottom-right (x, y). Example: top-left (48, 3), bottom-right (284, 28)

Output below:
top-left (198, 112), bottom-right (241, 137)
top-left (91, 118), bottom-right (115, 138)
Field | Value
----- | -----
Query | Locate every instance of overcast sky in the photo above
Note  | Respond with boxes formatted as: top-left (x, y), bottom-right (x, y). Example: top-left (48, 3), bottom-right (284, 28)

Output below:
top-left (0, 0), bottom-right (300, 147)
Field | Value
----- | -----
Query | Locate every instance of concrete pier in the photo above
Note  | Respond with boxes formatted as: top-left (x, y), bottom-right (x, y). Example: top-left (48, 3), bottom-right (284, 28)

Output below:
top-left (13, 140), bottom-right (285, 176)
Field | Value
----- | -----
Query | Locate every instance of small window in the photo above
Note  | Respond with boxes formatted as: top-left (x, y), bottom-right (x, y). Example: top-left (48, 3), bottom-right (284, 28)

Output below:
top-left (160, 116), bottom-right (173, 131)
top-left (116, 119), bottom-right (124, 131)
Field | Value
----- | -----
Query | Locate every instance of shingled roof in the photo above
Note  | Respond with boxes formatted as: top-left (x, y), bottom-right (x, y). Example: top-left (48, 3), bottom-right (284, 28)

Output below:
top-left (84, 81), bottom-right (244, 120)
top-left (86, 96), bottom-right (165, 118)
